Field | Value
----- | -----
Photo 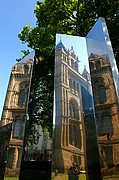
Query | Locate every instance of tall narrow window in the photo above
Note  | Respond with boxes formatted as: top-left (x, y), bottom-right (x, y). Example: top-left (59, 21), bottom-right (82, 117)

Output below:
top-left (7, 148), bottom-right (14, 168)
top-left (70, 102), bottom-right (75, 117)
top-left (13, 115), bottom-right (26, 139)
top-left (77, 83), bottom-right (79, 94)
top-left (75, 62), bottom-right (78, 72)
top-left (18, 90), bottom-right (25, 105)
top-left (25, 88), bottom-right (29, 105)
top-left (13, 116), bottom-right (21, 138)
top-left (24, 64), bottom-right (29, 74)
top-left (98, 85), bottom-right (106, 101)
top-left (100, 113), bottom-right (113, 135)
top-left (96, 61), bottom-right (101, 69)
top-left (69, 122), bottom-right (81, 148)
top-left (69, 79), bottom-right (72, 90)
top-left (69, 99), bottom-right (79, 120)
top-left (71, 59), bottom-right (74, 68)
top-left (90, 62), bottom-right (94, 71)
top-left (63, 55), bottom-right (66, 62)
top-left (69, 124), bottom-right (74, 145)
top-left (73, 81), bottom-right (76, 92)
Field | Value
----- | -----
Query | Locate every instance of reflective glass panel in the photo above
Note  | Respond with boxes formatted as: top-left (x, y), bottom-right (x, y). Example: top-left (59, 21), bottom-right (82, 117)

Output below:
top-left (19, 54), bottom-right (53, 180)
top-left (52, 34), bottom-right (102, 180)
top-left (86, 17), bottom-right (119, 179)
top-left (0, 53), bottom-right (34, 180)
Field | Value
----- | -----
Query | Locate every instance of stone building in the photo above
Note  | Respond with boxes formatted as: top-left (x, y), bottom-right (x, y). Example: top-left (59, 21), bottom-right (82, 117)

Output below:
top-left (0, 54), bottom-right (34, 176)
top-left (89, 53), bottom-right (119, 170)
top-left (53, 41), bottom-right (92, 172)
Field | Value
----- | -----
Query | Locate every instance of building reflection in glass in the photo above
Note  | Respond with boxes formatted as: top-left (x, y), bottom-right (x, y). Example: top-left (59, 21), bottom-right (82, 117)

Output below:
top-left (19, 54), bottom-right (52, 180)
top-left (52, 34), bottom-right (102, 180)
top-left (87, 17), bottom-right (119, 178)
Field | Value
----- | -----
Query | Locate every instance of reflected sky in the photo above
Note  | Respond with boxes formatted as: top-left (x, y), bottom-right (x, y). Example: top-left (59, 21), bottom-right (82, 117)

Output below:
top-left (87, 17), bottom-right (119, 100)
top-left (86, 17), bottom-right (105, 42)
top-left (86, 38), bottom-right (107, 57)
top-left (56, 34), bottom-right (89, 74)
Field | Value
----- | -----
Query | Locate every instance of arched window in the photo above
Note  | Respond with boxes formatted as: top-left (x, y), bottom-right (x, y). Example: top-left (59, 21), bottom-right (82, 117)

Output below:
top-left (98, 85), bottom-right (106, 101)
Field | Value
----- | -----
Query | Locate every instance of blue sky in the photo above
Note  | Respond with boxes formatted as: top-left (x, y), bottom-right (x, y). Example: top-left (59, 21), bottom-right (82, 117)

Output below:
top-left (56, 34), bottom-right (90, 74)
top-left (0, 0), bottom-right (37, 118)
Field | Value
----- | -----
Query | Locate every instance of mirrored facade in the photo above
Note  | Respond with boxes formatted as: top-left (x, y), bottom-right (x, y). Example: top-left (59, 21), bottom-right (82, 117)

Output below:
top-left (52, 34), bottom-right (101, 180)
top-left (52, 18), bottom-right (119, 180)
top-left (0, 52), bottom-right (34, 179)
top-left (19, 55), bottom-right (53, 180)
top-left (87, 17), bottom-right (119, 178)
top-left (1, 17), bottom-right (119, 180)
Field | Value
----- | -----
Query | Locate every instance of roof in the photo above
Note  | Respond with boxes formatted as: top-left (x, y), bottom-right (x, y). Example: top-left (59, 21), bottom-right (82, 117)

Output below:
top-left (56, 41), bottom-right (67, 53)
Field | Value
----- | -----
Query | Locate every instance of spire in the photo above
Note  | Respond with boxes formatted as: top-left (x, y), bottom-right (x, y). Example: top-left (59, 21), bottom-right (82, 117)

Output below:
top-left (56, 40), bottom-right (67, 53)
top-left (82, 65), bottom-right (90, 81)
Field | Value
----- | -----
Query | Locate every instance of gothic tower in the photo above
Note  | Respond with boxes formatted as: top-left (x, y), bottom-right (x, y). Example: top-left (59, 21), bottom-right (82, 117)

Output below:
top-left (0, 54), bottom-right (34, 176)
top-left (53, 41), bottom-right (91, 172)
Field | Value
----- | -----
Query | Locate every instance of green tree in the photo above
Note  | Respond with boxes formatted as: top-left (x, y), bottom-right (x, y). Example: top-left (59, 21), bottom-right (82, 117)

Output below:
top-left (16, 49), bottom-right (30, 62)
top-left (18, 0), bottom-right (119, 142)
